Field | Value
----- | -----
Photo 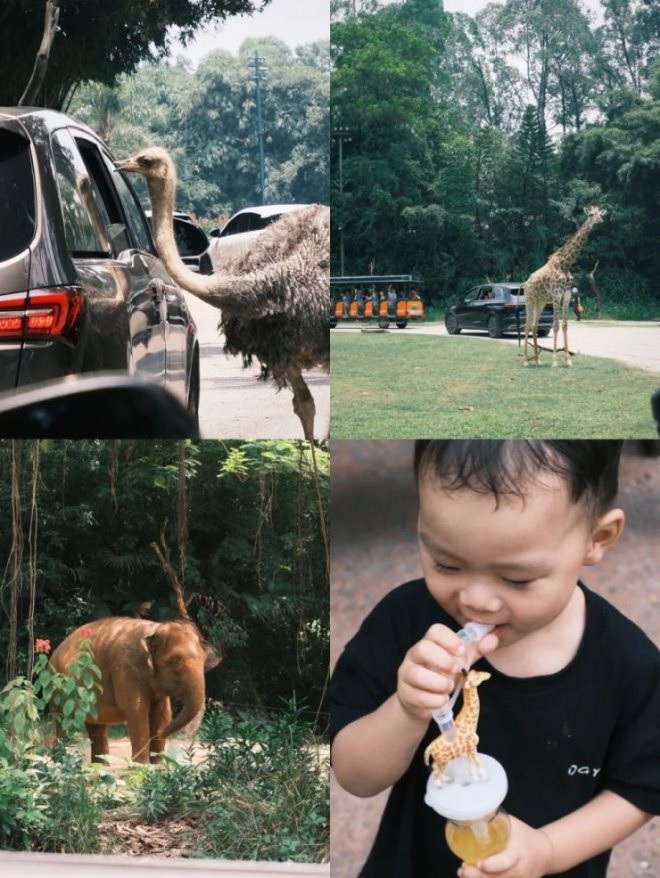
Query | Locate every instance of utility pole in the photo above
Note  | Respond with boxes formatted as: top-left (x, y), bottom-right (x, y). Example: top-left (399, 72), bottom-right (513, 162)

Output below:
top-left (332, 127), bottom-right (352, 276)
top-left (248, 52), bottom-right (267, 203)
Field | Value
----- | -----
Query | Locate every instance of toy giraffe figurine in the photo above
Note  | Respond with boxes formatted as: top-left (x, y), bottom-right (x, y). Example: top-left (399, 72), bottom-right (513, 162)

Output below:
top-left (424, 669), bottom-right (491, 785)
top-left (523, 206), bottom-right (606, 367)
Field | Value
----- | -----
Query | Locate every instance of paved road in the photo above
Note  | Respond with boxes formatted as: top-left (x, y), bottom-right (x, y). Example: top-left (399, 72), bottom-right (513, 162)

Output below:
top-left (185, 293), bottom-right (330, 440)
top-left (334, 320), bottom-right (660, 373)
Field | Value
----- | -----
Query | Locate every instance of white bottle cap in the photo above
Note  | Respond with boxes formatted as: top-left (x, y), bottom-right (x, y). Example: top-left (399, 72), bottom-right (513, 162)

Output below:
top-left (424, 753), bottom-right (508, 822)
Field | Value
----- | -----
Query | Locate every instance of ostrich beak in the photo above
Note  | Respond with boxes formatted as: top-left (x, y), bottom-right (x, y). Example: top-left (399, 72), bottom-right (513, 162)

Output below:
top-left (114, 157), bottom-right (141, 174)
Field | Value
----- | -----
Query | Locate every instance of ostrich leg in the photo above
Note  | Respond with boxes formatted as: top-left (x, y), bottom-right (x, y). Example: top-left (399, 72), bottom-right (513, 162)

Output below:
top-left (286, 365), bottom-right (316, 441)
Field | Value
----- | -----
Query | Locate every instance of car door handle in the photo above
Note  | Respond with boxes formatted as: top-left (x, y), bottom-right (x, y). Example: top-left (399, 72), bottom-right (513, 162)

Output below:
top-left (147, 278), bottom-right (178, 303)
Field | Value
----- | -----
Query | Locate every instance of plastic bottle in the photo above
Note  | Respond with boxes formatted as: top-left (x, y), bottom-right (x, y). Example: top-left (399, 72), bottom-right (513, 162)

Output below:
top-left (425, 753), bottom-right (510, 866)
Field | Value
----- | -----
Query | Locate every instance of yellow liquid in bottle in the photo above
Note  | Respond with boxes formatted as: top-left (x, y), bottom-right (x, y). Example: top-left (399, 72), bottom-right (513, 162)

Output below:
top-left (445, 811), bottom-right (511, 865)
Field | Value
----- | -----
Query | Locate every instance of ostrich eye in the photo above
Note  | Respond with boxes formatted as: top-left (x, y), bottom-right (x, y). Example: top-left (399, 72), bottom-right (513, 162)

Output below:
top-left (140, 156), bottom-right (154, 167)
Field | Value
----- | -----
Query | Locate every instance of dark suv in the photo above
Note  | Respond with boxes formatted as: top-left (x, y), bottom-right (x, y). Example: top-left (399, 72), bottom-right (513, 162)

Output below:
top-left (445, 283), bottom-right (554, 339)
top-left (0, 108), bottom-right (200, 426)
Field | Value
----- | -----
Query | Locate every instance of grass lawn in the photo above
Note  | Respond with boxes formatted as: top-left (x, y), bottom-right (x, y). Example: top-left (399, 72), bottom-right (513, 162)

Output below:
top-left (330, 331), bottom-right (658, 438)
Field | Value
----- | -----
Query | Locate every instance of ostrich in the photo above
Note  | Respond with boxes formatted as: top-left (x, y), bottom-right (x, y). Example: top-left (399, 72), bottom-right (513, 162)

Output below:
top-left (115, 148), bottom-right (329, 440)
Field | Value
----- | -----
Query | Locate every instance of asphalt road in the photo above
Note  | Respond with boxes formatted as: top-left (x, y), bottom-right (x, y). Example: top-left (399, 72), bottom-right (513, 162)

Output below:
top-left (335, 320), bottom-right (660, 374)
top-left (184, 292), bottom-right (329, 440)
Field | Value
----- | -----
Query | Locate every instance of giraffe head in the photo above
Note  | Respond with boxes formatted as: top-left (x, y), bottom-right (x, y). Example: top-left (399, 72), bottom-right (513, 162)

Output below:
top-left (584, 206), bottom-right (606, 226)
top-left (461, 669), bottom-right (492, 689)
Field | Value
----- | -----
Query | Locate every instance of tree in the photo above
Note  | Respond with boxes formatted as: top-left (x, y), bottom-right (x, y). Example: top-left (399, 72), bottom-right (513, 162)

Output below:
top-left (595, 0), bottom-right (660, 95)
top-left (0, 0), bottom-right (269, 110)
top-left (331, 1), bottom-right (450, 278)
top-left (70, 38), bottom-right (330, 216)
top-left (0, 440), bottom-right (329, 714)
top-left (486, 0), bottom-right (596, 135)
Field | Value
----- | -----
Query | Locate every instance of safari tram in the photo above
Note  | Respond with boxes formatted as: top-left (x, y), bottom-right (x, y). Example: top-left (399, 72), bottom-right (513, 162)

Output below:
top-left (330, 274), bottom-right (425, 329)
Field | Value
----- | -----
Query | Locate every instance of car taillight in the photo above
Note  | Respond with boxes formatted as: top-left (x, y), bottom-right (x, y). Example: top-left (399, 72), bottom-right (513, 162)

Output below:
top-left (0, 288), bottom-right (83, 340)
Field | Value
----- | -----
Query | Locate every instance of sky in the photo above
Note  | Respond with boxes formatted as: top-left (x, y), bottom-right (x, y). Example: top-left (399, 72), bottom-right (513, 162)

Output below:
top-left (437, 0), bottom-right (604, 24)
top-left (171, 0), bottom-right (329, 66)
top-left (374, 0), bottom-right (605, 25)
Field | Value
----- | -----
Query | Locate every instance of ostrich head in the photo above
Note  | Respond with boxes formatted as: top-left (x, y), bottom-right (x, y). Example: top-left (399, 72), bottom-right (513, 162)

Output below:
top-left (115, 147), bottom-right (174, 186)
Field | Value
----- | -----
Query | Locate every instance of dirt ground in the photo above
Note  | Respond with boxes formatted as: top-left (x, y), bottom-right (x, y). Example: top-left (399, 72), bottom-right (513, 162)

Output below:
top-left (330, 441), bottom-right (660, 878)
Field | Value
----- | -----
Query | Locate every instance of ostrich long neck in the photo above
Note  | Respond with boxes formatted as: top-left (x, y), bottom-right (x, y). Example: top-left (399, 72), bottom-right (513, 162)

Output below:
top-left (146, 172), bottom-right (292, 318)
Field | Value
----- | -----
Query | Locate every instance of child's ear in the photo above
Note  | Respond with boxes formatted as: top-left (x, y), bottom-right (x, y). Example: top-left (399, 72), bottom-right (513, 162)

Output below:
top-left (583, 508), bottom-right (625, 566)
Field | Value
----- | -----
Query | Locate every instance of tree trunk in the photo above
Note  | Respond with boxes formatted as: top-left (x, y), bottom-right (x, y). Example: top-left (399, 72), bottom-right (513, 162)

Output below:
top-left (586, 260), bottom-right (603, 319)
top-left (19, 0), bottom-right (60, 107)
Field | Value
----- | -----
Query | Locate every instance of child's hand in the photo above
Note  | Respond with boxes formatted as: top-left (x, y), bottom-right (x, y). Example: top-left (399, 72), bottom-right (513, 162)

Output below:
top-left (458, 815), bottom-right (554, 878)
top-left (396, 624), bottom-right (467, 721)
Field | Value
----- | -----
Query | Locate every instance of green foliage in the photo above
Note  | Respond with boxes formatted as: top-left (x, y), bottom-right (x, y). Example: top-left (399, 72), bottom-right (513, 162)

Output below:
top-left (131, 702), bottom-right (328, 861)
top-left (0, 644), bottom-right (114, 852)
top-left (0, 0), bottom-right (267, 109)
top-left (331, 0), bottom-right (658, 313)
top-left (69, 38), bottom-right (330, 216)
top-left (0, 441), bottom-right (329, 719)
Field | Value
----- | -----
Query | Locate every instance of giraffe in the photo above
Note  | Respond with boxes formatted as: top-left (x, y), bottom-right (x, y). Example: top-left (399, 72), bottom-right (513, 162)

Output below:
top-left (522, 206), bottom-right (606, 367)
top-left (424, 669), bottom-right (491, 785)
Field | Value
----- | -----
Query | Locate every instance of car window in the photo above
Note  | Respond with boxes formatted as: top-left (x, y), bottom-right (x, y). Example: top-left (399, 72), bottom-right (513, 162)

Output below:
top-left (0, 129), bottom-right (36, 261)
top-left (51, 129), bottom-right (111, 257)
top-left (221, 213), bottom-right (255, 236)
top-left (464, 289), bottom-right (479, 302)
top-left (111, 166), bottom-right (154, 252)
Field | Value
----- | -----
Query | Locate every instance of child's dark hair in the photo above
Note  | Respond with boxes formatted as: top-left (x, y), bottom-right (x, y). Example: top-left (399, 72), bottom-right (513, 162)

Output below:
top-left (414, 441), bottom-right (623, 518)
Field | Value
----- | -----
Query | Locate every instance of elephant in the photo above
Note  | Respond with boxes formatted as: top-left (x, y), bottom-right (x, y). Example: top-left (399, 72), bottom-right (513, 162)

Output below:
top-left (50, 616), bottom-right (221, 764)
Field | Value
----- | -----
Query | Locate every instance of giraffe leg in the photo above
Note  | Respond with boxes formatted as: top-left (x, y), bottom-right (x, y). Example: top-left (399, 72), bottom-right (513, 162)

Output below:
top-left (562, 314), bottom-right (571, 366)
top-left (551, 306), bottom-right (560, 368)
top-left (285, 364), bottom-right (316, 441)
top-left (523, 319), bottom-right (530, 366)
top-left (532, 320), bottom-right (540, 365)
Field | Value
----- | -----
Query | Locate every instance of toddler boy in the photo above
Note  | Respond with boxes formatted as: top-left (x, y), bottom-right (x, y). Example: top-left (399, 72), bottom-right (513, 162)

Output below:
top-left (330, 440), bottom-right (660, 877)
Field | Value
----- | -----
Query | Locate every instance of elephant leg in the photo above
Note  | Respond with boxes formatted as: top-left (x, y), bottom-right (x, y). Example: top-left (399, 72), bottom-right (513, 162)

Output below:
top-left (125, 704), bottom-right (153, 764)
top-left (86, 722), bottom-right (110, 763)
top-left (149, 698), bottom-right (172, 763)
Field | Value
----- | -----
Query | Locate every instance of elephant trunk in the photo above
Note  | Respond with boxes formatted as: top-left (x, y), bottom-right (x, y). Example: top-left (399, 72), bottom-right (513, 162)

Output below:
top-left (160, 674), bottom-right (205, 739)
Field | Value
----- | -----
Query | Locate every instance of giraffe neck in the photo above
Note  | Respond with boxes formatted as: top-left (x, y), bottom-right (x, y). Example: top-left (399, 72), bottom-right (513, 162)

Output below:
top-left (456, 684), bottom-right (480, 732)
top-left (548, 218), bottom-right (595, 271)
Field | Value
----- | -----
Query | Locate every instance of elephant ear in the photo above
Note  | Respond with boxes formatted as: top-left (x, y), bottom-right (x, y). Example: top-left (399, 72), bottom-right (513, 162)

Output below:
top-left (141, 632), bottom-right (158, 674)
top-left (203, 641), bottom-right (221, 671)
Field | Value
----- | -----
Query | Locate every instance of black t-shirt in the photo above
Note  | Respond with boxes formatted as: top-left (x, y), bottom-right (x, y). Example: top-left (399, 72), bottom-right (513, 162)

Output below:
top-left (330, 580), bottom-right (660, 878)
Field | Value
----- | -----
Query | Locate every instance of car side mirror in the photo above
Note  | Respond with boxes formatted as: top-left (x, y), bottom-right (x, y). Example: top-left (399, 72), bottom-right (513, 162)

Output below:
top-left (0, 374), bottom-right (199, 438)
top-left (173, 217), bottom-right (209, 257)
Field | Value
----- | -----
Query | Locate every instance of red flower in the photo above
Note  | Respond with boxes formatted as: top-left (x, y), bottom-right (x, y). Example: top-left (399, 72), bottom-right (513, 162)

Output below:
top-left (79, 626), bottom-right (93, 639)
top-left (35, 638), bottom-right (51, 654)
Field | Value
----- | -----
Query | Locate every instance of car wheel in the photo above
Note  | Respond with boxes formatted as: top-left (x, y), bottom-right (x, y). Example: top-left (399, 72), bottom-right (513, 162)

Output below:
top-left (187, 348), bottom-right (200, 433)
top-left (487, 314), bottom-right (502, 338)
top-left (378, 317), bottom-right (390, 329)
top-left (537, 328), bottom-right (550, 337)
top-left (445, 313), bottom-right (461, 335)
top-left (396, 318), bottom-right (407, 329)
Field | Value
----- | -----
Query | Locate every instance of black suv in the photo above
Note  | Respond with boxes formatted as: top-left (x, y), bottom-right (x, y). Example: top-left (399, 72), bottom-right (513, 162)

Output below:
top-left (0, 108), bottom-right (200, 426)
top-left (445, 283), bottom-right (554, 338)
